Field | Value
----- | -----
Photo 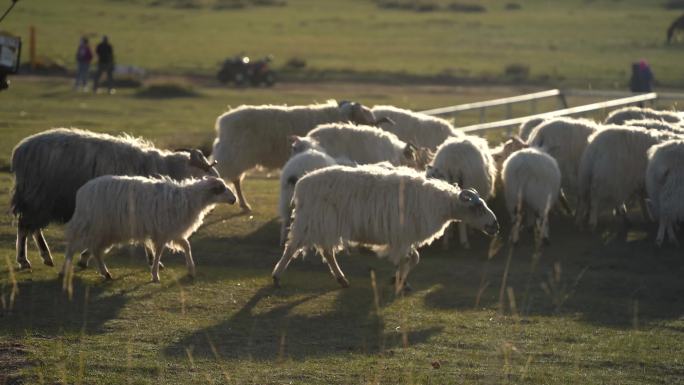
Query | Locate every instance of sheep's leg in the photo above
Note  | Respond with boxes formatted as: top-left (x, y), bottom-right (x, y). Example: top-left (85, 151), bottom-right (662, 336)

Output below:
top-left (510, 211), bottom-right (521, 245)
top-left (280, 212), bottom-right (291, 247)
top-left (143, 246), bottom-right (164, 270)
top-left (656, 219), bottom-right (667, 247)
top-left (272, 244), bottom-right (297, 287)
top-left (588, 197), bottom-right (600, 230)
top-left (395, 250), bottom-right (419, 295)
top-left (77, 250), bottom-right (90, 269)
top-left (321, 249), bottom-right (349, 288)
top-left (232, 174), bottom-right (252, 213)
top-left (59, 246), bottom-right (77, 293)
top-left (178, 239), bottom-right (195, 278)
top-left (441, 223), bottom-right (450, 250)
top-left (150, 246), bottom-right (165, 283)
top-left (666, 223), bottom-right (679, 247)
top-left (458, 222), bottom-right (470, 249)
top-left (639, 196), bottom-right (653, 222)
top-left (32, 230), bottom-right (54, 267)
top-left (15, 228), bottom-right (30, 269)
top-left (92, 250), bottom-right (112, 280)
top-left (558, 189), bottom-right (573, 216)
top-left (537, 214), bottom-right (550, 245)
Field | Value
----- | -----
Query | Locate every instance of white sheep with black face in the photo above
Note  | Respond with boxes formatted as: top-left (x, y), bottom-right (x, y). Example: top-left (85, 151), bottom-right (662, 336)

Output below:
top-left (272, 165), bottom-right (499, 292)
top-left (10, 128), bottom-right (218, 270)
top-left (61, 176), bottom-right (236, 283)
top-left (211, 100), bottom-right (380, 212)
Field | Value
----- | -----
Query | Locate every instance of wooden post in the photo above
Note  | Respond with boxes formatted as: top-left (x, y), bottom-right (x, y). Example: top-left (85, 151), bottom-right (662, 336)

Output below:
top-left (29, 25), bottom-right (36, 70)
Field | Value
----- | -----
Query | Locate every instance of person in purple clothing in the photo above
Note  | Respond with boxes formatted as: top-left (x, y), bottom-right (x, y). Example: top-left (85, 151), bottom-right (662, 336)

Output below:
top-left (74, 37), bottom-right (92, 91)
top-left (92, 35), bottom-right (115, 94)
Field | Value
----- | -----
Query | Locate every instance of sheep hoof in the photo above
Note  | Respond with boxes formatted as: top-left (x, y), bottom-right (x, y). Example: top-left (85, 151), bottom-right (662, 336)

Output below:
top-left (104, 272), bottom-right (113, 281)
top-left (17, 260), bottom-right (31, 270)
top-left (337, 277), bottom-right (350, 288)
top-left (159, 262), bottom-right (165, 270)
top-left (77, 260), bottom-right (89, 270)
top-left (151, 276), bottom-right (160, 283)
top-left (43, 259), bottom-right (55, 267)
top-left (272, 276), bottom-right (281, 288)
top-left (240, 205), bottom-right (253, 214)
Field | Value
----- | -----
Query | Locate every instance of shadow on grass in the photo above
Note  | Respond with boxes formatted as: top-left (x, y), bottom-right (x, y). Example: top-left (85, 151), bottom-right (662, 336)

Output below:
top-left (163, 285), bottom-right (442, 361)
top-left (420, 214), bottom-right (684, 329)
top-left (0, 276), bottom-right (132, 336)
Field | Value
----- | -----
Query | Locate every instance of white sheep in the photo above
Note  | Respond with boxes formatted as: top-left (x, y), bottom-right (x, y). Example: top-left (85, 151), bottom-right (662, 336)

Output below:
top-left (645, 140), bottom-right (684, 246)
top-left (371, 105), bottom-right (462, 150)
top-left (426, 135), bottom-right (497, 248)
top-left (278, 149), bottom-right (353, 246)
top-left (211, 100), bottom-right (380, 212)
top-left (518, 117), bottom-right (546, 141)
top-left (502, 147), bottom-right (561, 243)
top-left (576, 125), bottom-right (680, 229)
top-left (272, 165), bottom-right (499, 291)
top-left (625, 119), bottom-right (684, 134)
top-left (61, 176), bottom-right (236, 282)
top-left (604, 106), bottom-right (682, 125)
top-left (290, 122), bottom-right (433, 170)
top-left (527, 117), bottom-right (599, 198)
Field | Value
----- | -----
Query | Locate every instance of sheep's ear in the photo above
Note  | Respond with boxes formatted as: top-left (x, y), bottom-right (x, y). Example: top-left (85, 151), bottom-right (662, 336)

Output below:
top-left (288, 135), bottom-right (301, 144)
top-left (403, 142), bottom-right (417, 160)
top-left (375, 116), bottom-right (395, 126)
top-left (512, 135), bottom-right (527, 146)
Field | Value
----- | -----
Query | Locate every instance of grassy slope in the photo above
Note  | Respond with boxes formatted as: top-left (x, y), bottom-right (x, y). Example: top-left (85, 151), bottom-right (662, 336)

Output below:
top-left (0, 79), bottom-right (683, 384)
top-left (3, 0), bottom-right (684, 87)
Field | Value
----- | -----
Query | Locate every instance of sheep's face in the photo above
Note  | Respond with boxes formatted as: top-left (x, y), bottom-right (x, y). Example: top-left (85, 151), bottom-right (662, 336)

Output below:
top-left (289, 136), bottom-right (318, 156)
top-left (204, 177), bottom-right (236, 205)
top-left (492, 136), bottom-right (527, 166)
top-left (402, 143), bottom-right (434, 171)
top-left (456, 189), bottom-right (499, 236)
top-left (425, 165), bottom-right (445, 180)
top-left (339, 101), bottom-right (379, 126)
top-left (185, 149), bottom-right (220, 178)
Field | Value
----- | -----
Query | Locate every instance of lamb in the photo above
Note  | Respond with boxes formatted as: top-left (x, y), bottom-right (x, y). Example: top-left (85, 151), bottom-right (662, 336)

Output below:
top-left (211, 100), bottom-right (383, 212)
top-left (645, 140), bottom-right (684, 246)
top-left (426, 135), bottom-right (497, 248)
top-left (272, 165), bottom-right (499, 291)
top-left (576, 125), bottom-right (681, 229)
top-left (625, 119), bottom-right (684, 134)
top-left (279, 149), bottom-right (353, 246)
top-left (502, 147), bottom-right (561, 243)
top-left (604, 106), bottom-right (682, 125)
top-left (527, 117), bottom-right (599, 198)
top-left (10, 128), bottom-right (218, 270)
top-left (290, 123), bottom-right (433, 170)
top-left (371, 105), bottom-right (462, 150)
top-left (61, 176), bottom-right (236, 282)
top-left (518, 117), bottom-right (546, 141)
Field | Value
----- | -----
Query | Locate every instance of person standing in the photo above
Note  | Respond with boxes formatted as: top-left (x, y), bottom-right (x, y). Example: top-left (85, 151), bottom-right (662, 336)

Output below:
top-left (74, 37), bottom-right (92, 91)
top-left (93, 35), bottom-right (115, 94)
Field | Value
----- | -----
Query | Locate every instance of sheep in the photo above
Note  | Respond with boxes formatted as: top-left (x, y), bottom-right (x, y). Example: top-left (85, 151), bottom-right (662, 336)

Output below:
top-left (61, 176), bottom-right (236, 282)
top-left (278, 149), bottom-right (354, 246)
top-left (604, 106), bottom-right (682, 125)
top-left (518, 117), bottom-right (546, 141)
top-left (10, 128), bottom-right (218, 270)
top-left (211, 100), bottom-right (383, 212)
top-left (490, 136), bottom-right (528, 169)
top-left (290, 123), bottom-right (433, 170)
top-left (502, 147), bottom-right (561, 243)
top-left (371, 105), bottom-right (462, 150)
top-left (576, 125), bottom-right (681, 229)
top-left (271, 165), bottom-right (499, 291)
top-left (527, 117), bottom-right (599, 198)
top-left (645, 140), bottom-right (684, 246)
top-left (426, 135), bottom-right (497, 248)
top-left (625, 119), bottom-right (684, 134)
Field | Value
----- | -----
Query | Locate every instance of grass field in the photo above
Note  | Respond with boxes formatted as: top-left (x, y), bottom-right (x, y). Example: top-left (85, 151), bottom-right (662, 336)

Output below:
top-left (3, 0), bottom-right (684, 87)
top-left (1, 78), bottom-right (684, 384)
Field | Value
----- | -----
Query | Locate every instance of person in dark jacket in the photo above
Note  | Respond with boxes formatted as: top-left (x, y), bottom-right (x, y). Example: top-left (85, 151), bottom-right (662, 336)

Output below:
top-left (629, 59), bottom-right (654, 93)
top-left (74, 37), bottom-right (92, 91)
top-left (93, 35), bottom-right (115, 94)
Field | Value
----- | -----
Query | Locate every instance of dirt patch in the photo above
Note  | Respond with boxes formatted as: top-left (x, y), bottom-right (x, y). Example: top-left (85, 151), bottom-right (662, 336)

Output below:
top-left (0, 342), bottom-right (30, 385)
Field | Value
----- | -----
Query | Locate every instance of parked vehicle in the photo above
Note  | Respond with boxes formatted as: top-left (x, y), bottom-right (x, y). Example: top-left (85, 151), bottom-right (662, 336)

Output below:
top-left (217, 54), bottom-right (276, 87)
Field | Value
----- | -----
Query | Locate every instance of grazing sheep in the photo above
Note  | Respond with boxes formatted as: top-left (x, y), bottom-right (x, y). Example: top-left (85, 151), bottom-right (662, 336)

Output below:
top-left (10, 128), bottom-right (218, 270)
top-left (211, 100), bottom-right (380, 212)
top-left (61, 176), bottom-right (236, 282)
top-left (272, 165), bottom-right (499, 291)
top-left (527, 117), bottom-right (599, 198)
top-left (518, 117), bottom-right (546, 141)
top-left (604, 106), bottom-right (682, 125)
top-left (371, 105), bottom-right (462, 150)
top-left (502, 147), bottom-right (561, 243)
top-left (645, 140), bottom-right (684, 246)
top-left (426, 135), bottom-right (497, 248)
top-left (279, 149), bottom-right (354, 246)
top-left (625, 119), bottom-right (684, 134)
top-left (576, 126), bottom-right (681, 229)
top-left (290, 123), bottom-right (433, 170)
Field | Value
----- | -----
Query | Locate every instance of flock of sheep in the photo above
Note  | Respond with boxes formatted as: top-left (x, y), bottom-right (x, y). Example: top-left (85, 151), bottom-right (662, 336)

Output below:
top-left (8, 100), bottom-right (684, 292)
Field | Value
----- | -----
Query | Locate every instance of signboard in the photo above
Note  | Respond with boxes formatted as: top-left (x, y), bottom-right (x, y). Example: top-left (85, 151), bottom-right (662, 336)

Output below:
top-left (0, 32), bottom-right (21, 73)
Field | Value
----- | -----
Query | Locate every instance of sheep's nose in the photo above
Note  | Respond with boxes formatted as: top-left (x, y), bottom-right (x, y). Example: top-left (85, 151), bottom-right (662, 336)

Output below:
top-left (484, 221), bottom-right (499, 236)
top-left (225, 193), bottom-right (236, 205)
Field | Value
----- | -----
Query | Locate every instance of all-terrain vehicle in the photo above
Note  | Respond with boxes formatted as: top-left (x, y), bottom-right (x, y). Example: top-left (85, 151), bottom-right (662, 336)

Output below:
top-left (217, 54), bottom-right (276, 87)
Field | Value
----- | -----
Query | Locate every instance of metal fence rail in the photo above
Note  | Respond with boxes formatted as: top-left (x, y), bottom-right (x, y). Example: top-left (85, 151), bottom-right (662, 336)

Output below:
top-left (459, 92), bottom-right (658, 134)
top-left (419, 89), bottom-right (567, 123)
